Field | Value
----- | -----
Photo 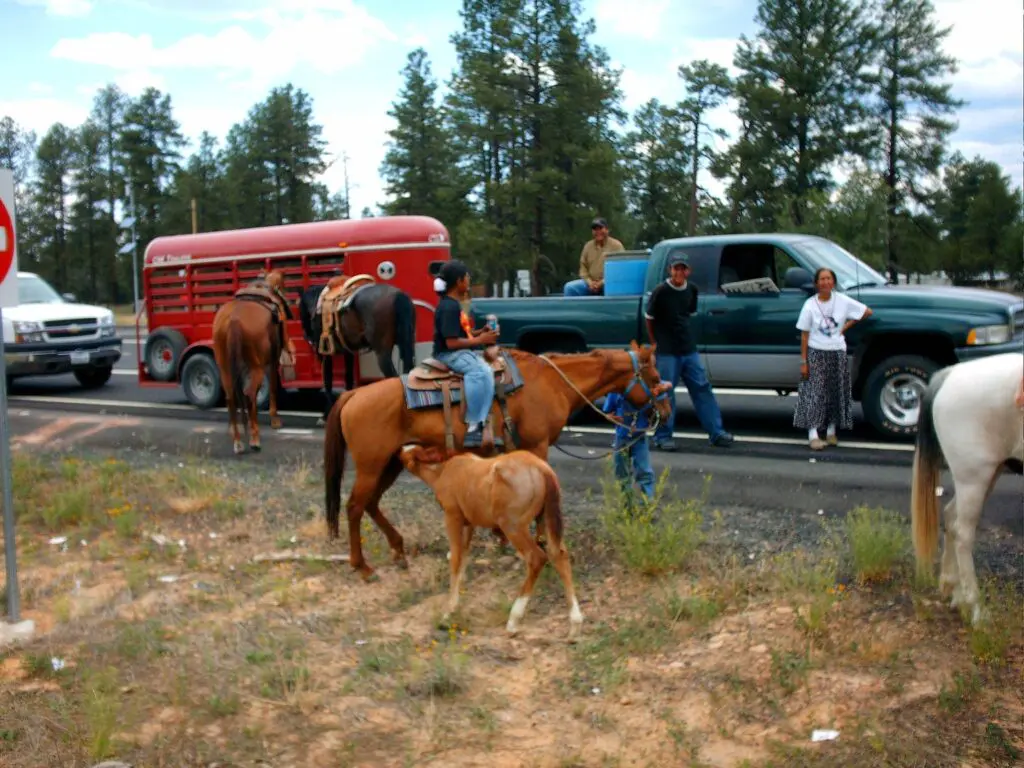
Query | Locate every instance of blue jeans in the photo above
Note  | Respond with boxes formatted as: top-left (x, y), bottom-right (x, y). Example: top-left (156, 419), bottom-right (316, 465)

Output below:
top-left (564, 279), bottom-right (603, 297)
top-left (654, 352), bottom-right (726, 444)
top-left (613, 432), bottom-right (654, 498)
top-left (435, 349), bottom-right (494, 425)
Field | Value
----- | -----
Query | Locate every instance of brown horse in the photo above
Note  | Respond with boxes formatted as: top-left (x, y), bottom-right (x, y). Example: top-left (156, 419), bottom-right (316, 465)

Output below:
top-left (212, 270), bottom-right (295, 454)
top-left (399, 444), bottom-right (583, 641)
top-left (324, 341), bottom-right (670, 580)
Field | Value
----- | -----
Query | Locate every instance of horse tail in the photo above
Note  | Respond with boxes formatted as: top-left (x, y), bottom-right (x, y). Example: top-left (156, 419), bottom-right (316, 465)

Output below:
top-left (911, 367), bottom-right (949, 577)
top-left (393, 289), bottom-right (416, 374)
top-left (227, 318), bottom-right (248, 416)
top-left (540, 462), bottom-right (565, 549)
top-left (324, 389), bottom-right (354, 539)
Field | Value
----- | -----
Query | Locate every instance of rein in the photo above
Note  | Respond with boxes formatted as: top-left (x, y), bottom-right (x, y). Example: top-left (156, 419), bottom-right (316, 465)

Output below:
top-left (538, 351), bottom-right (670, 461)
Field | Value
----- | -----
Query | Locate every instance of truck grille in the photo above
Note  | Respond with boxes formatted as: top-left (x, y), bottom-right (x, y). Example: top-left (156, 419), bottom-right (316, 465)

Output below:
top-left (1012, 306), bottom-right (1024, 339)
top-left (43, 318), bottom-right (100, 341)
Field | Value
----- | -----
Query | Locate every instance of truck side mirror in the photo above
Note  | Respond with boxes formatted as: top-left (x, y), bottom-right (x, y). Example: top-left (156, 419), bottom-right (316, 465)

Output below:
top-left (784, 267), bottom-right (815, 293)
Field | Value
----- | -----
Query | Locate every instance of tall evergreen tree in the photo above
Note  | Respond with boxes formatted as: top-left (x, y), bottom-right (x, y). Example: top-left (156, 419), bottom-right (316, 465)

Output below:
top-left (871, 0), bottom-right (963, 281)
top-left (31, 124), bottom-right (76, 289)
top-left (69, 120), bottom-right (108, 300)
top-left (380, 48), bottom-right (466, 229)
top-left (677, 60), bottom-right (732, 234)
top-left (621, 99), bottom-right (690, 246)
top-left (89, 84), bottom-right (128, 302)
top-left (732, 0), bottom-right (878, 226)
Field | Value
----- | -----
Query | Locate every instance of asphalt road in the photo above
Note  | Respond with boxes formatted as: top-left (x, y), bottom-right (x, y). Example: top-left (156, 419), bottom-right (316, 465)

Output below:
top-left (7, 331), bottom-right (889, 444)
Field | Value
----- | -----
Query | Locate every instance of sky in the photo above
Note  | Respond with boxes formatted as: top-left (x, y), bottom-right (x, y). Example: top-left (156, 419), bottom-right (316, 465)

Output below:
top-left (1, 0), bottom-right (1021, 218)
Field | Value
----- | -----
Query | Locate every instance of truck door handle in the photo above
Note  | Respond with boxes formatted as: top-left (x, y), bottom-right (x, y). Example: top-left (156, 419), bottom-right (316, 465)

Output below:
top-left (707, 309), bottom-right (727, 316)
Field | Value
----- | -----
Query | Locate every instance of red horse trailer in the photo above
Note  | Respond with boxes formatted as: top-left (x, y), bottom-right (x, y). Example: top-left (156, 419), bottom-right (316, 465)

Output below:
top-left (138, 216), bottom-right (450, 408)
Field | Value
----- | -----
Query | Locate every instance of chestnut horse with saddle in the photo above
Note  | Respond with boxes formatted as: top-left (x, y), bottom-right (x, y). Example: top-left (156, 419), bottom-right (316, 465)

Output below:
top-left (323, 341), bottom-right (672, 580)
top-left (298, 272), bottom-right (416, 423)
top-left (212, 270), bottom-right (296, 454)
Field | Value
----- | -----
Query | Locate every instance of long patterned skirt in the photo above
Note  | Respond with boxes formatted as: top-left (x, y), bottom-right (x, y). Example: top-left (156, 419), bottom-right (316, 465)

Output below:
top-left (793, 348), bottom-right (853, 431)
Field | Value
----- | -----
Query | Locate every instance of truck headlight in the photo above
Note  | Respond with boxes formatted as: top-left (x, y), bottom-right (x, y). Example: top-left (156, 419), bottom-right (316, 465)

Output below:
top-left (13, 320), bottom-right (44, 343)
top-left (98, 313), bottom-right (116, 337)
top-left (966, 324), bottom-right (1011, 345)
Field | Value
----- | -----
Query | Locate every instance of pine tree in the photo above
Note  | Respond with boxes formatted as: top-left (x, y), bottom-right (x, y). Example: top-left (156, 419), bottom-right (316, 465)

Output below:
top-left (31, 124), bottom-right (76, 289)
top-left (380, 48), bottom-right (466, 229)
top-left (677, 60), bottom-right (731, 234)
top-left (871, 0), bottom-right (963, 281)
top-left (89, 84), bottom-right (128, 302)
top-left (732, 0), bottom-right (878, 226)
top-left (69, 120), bottom-right (108, 300)
top-left (621, 99), bottom-right (690, 246)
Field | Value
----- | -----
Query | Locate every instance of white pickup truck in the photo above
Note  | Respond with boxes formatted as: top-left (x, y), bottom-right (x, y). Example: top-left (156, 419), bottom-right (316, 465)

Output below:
top-left (2, 271), bottom-right (123, 388)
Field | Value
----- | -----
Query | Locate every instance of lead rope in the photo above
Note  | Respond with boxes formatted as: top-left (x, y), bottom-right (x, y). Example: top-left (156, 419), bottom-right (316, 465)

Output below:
top-left (537, 354), bottom-right (663, 461)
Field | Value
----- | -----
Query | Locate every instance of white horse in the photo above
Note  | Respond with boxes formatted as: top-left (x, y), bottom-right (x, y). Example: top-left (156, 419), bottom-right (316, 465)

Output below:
top-left (911, 352), bottom-right (1024, 625)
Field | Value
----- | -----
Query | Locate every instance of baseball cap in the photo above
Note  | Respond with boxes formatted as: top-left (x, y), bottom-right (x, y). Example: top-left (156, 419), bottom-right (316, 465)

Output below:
top-left (591, 217), bottom-right (608, 229)
top-left (668, 252), bottom-right (690, 267)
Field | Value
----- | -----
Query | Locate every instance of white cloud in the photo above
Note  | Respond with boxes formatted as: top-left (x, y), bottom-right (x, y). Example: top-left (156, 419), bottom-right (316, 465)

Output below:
top-left (933, 0), bottom-right (1023, 100)
top-left (0, 98), bottom-right (88, 137)
top-left (316, 107), bottom-right (394, 213)
top-left (50, 2), bottom-right (397, 92)
top-left (15, 0), bottom-right (93, 17)
top-left (594, 0), bottom-right (670, 42)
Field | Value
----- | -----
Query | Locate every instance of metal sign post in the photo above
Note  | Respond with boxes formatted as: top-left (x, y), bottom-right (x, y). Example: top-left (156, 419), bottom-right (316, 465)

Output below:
top-left (0, 169), bottom-right (20, 625)
top-left (0, 311), bottom-right (17, 621)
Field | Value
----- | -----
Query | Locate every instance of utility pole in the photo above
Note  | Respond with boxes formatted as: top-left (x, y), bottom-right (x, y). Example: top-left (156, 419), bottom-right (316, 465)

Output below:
top-left (118, 176), bottom-right (140, 313)
top-left (342, 152), bottom-right (351, 219)
top-left (191, 197), bottom-right (198, 234)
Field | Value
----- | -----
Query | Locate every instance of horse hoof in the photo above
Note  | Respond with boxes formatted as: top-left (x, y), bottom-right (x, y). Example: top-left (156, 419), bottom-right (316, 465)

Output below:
top-left (358, 569), bottom-right (379, 584)
top-left (394, 555), bottom-right (409, 570)
top-left (505, 622), bottom-right (520, 636)
top-left (249, 444), bottom-right (262, 453)
top-left (316, 417), bottom-right (326, 428)
top-left (233, 441), bottom-right (245, 455)
top-left (270, 419), bottom-right (283, 430)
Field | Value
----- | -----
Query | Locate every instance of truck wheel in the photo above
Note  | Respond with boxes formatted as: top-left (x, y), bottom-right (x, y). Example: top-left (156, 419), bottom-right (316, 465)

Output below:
top-left (74, 366), bottom-right (113, 389)
top-left (181, 354), bottom-right (223, 410)
top-left (144, 328), bottom-right (187, 382)
top-left (861, 354), bottom-right (940, 439)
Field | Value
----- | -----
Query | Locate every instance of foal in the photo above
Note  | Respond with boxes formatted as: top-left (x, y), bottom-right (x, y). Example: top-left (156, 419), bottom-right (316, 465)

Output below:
top-left (399, 445), bottom-right (584, 641)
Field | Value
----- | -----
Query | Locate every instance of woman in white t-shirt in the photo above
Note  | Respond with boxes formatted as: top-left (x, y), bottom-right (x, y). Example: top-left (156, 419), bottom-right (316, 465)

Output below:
top-left (793, 268), bottom-right (873, 450)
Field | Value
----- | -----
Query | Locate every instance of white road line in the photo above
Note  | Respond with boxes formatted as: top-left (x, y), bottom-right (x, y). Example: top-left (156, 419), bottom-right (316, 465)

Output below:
top-left (7, 393), bottom-right (910, 452)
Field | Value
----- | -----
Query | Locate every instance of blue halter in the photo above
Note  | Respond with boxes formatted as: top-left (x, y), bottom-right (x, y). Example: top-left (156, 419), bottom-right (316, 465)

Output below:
top-left (620, 350), bottom-right (672, 431)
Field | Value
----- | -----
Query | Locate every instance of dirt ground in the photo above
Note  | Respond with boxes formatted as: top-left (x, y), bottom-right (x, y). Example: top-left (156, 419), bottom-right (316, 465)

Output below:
top-left (1, 443), bottom-right (1022, 768)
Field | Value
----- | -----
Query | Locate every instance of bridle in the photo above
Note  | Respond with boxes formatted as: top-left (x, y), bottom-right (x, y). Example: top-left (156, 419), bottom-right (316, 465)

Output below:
top-left (539, 349), bottom-right (672, 460)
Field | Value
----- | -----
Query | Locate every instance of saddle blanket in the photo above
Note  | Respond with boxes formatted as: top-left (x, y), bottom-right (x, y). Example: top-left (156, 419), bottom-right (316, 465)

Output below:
top-left (401, 352), bottom-right (525, 411)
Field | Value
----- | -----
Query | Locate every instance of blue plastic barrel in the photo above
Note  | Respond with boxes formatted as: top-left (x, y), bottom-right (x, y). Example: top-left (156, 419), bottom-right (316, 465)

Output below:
top-left (604, 252), bottom-right (648, 296)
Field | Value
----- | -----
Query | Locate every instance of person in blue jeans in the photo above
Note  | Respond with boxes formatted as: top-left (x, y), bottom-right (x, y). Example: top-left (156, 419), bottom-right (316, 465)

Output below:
top-left (432, 260), bottom-right (501, 448)
top-left (603, 390), bottom-right (658, 501)
top-left (645, 252), bottom-right (734, 450)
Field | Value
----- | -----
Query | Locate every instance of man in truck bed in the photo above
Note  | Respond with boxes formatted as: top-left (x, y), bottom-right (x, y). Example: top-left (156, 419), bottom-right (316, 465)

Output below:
top-left (563, 217), bottom-right (624, 296)
top-left (645, 251), bottom-right (735, 450)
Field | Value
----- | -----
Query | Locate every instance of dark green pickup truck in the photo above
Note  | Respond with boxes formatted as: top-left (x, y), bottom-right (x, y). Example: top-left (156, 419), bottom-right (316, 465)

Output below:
top-left (470, 233), bottom-right (1024, 439)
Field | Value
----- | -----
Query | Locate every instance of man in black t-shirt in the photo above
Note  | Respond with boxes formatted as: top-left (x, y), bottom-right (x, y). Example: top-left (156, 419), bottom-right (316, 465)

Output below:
top-left (645, 252), bottom-right (734, 450)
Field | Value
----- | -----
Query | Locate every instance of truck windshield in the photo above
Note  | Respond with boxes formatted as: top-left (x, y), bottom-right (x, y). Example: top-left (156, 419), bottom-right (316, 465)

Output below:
top-left (18, 275), bottom-right (65, 304)
top-left (794, 238), bottom-right (888, 290)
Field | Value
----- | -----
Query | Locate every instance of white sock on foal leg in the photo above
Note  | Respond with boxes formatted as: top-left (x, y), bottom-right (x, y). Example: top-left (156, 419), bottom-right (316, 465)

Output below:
top-left (506, 596), bottom-right (530, 634)
top-left (826, 424), bottom-right (836, 437)
top-left (808, 428), bottom-right (819, 441)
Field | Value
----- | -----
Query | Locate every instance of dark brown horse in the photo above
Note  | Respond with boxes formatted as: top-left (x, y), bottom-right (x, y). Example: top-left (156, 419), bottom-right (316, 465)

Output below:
top-left (212, 271), bottom-right (294, 454)
top-left (298, 274), bottom-right (416, 423)
top-left (324, 342), bottom-right (671, 580)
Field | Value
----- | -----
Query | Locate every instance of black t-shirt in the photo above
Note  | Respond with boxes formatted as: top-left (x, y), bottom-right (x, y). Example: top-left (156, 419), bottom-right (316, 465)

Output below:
top-left (645, 281), bottom-right (698, 356)
top-left (433, 295), bottom-right (469, 356)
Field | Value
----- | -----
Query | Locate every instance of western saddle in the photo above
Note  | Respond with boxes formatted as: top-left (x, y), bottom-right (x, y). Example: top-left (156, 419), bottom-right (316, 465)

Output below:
top-left (316, 274), bottom-right (376, 356)
top-left (233, 278), bottom-right (296, 381)
top-left (406, 352), bottom-right (509, 391)
top-left (407, 351), bottom-right (518, 454)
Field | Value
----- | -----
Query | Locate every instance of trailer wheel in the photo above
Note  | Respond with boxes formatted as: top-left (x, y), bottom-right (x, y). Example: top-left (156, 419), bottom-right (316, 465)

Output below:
top-left (145, 328), bottom-right (187, 382)
top-left (181, 353), bottom-right (223, 410)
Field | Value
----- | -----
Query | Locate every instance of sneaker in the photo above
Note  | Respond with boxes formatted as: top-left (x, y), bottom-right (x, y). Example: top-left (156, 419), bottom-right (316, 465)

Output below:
top-left (462, 429), bottom-right (483, 448)
top-left (653, 439), bottom-right (677, 452)
top-left (711, 432), bottom-right (734, 447)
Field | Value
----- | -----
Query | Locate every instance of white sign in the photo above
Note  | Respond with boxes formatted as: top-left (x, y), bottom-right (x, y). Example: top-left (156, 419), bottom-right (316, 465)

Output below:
top-left (0, 169), bottom-right (19, 309)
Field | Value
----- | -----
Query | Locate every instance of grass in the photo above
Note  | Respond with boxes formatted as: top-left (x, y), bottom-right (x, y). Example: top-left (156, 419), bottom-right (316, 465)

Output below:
top-left (1, 448), bottom-right (1022, 768)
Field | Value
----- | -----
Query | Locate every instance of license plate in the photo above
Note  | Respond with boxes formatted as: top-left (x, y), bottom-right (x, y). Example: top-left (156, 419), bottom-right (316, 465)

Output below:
top-left (70, 351), bottom-right (91, 365)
